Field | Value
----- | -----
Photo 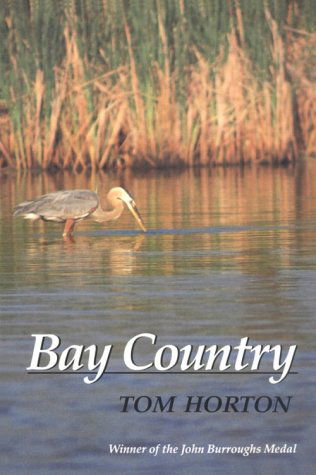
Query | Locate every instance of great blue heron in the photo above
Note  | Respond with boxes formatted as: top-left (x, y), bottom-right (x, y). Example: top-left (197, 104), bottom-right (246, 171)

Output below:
top-left (13, 187), bottom-right (147, 237)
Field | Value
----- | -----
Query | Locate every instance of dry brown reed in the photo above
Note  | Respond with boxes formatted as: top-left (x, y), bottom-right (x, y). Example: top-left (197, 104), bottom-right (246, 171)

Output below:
top-left (0, 18), bottom-right (315, 170)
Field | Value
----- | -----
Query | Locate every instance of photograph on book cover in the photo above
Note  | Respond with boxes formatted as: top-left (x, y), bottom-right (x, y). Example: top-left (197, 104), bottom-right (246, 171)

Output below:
top-left (1, 1), bottom-right (316, 474)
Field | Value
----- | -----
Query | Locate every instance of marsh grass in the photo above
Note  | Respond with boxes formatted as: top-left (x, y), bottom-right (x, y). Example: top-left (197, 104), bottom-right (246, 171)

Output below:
top-left (0, 0), bottom-right (315, 170)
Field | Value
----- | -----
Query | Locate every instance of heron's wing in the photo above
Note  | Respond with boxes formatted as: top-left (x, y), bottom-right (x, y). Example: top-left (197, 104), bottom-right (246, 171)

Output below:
top-left (13, 190), bottom-right (99, 221)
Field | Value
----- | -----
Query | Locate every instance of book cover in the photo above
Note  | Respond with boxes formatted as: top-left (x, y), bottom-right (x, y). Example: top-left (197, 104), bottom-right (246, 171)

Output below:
top-left (1, 1), bottom-right (315, 474)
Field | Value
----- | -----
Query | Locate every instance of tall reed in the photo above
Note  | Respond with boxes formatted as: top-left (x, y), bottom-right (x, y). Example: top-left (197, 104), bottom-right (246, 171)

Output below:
top-left (0, 0), bottom-right (315, 169)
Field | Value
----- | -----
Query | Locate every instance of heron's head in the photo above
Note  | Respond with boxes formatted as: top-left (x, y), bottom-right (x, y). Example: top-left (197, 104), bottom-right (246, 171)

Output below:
top-left (109, 187), bottom-right (147, 232)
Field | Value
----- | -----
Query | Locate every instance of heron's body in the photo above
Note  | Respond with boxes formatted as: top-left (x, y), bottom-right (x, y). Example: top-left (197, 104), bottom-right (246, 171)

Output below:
top-left (15, 190), bottom-right (99, 223)
top-left (13, 187), bottom-right (146, 237)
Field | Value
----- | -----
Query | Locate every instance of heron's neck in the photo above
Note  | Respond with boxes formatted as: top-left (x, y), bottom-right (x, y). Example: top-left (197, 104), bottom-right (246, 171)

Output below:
top-left (91, 201), bottom-right (124, 223)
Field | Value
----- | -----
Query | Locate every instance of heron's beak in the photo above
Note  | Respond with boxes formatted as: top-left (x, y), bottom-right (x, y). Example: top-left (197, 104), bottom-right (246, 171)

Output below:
top-left (126, 200), bottom-right (147, 232)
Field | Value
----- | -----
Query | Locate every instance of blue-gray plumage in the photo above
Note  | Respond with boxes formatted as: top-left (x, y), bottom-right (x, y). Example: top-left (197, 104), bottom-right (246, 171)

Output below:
top-left (13, 187), bottom-right (146, 237)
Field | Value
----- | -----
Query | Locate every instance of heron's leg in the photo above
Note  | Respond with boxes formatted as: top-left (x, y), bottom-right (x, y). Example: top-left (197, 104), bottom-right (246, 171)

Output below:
top-left (63, 219), bottom-right (76, 237)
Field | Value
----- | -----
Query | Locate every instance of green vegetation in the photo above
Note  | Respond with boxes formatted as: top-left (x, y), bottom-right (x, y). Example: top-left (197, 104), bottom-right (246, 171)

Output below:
top-left (0, 0), bottom-right (315, 170)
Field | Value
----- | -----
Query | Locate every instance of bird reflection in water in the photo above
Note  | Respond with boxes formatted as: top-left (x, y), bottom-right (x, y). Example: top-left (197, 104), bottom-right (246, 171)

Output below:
top-left (32, 234), bottom-right (146, 278)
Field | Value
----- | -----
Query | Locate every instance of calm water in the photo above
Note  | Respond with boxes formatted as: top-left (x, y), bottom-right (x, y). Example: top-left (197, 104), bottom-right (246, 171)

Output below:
top-left (1, 164), bottom-right (316, 474)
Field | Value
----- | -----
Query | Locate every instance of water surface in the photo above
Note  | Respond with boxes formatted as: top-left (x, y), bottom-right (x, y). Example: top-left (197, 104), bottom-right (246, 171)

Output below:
top-left (1, 164), bottom-right (316, 474)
